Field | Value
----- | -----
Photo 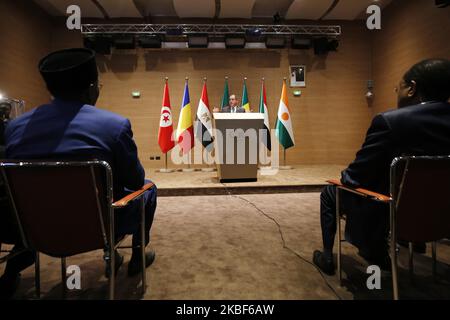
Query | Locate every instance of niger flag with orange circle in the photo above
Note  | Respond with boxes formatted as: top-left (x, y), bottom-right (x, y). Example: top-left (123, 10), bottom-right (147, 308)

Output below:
top-left (275, 79), bottom-right (295, 149)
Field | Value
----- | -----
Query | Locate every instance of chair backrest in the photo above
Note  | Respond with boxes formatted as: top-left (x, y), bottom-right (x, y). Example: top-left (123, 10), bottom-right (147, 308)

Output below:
top-left (0, 161), bottom-right (113, 257)
top-left (391, 156), bottom-right (450, 242)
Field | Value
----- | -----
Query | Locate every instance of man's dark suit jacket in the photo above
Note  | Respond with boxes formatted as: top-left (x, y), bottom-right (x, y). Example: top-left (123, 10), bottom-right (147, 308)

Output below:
top-left (4, 98), bottom-right (146, 233)
top-left (340, 101), bottom-right (450, 253)
top-left (221, 106), bottom-right (246, 113)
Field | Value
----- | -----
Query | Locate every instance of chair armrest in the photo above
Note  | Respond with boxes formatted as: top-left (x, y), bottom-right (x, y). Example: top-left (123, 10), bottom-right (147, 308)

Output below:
top-left (326, 179), bottom-right (392, 202)
top-left (112, 182), bottom-right (155, 208)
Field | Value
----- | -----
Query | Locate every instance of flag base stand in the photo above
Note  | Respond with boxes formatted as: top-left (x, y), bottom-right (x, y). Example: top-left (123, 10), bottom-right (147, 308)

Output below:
top-left (182, 163), bottom-right (195, 172)
top-left (158, 154), bottom-right (173, 173)
top-left (279, 149), bottom-right (293, 170)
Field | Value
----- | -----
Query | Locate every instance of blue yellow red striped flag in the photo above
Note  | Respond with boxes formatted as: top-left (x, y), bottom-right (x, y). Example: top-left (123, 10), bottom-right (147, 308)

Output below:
top-left (176, 80), bottom-right (194, 154)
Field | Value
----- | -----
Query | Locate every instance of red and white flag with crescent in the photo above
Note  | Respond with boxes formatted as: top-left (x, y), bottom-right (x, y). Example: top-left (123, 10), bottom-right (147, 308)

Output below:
top-left (158, 80), bottom-right (175, 154)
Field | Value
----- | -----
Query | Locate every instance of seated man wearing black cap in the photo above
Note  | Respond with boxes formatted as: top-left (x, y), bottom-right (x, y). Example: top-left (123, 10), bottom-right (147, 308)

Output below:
top-left (1, 48), bottom-right (157, 298)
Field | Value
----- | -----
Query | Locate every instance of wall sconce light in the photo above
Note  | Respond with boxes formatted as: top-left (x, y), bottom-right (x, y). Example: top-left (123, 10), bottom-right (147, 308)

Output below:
top-left (293, 90), bottom-right (302, 97)
top-left (366, 80), bottom-right (374, 99)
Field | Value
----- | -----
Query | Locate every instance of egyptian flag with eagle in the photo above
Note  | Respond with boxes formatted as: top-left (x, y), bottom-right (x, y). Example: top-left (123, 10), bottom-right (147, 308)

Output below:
top-left (195, 79), bottom-right (214, 150)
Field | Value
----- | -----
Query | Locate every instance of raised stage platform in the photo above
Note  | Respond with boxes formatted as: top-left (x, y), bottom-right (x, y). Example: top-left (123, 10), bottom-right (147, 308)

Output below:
top-left (147, 165), bottom-right (345, 197)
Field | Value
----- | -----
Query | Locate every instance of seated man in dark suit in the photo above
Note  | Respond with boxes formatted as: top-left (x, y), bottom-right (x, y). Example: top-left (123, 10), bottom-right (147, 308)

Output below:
top-left (313, 59), bottom-right (450, 275)
top-left (1, 48), bottom-right (157, 298)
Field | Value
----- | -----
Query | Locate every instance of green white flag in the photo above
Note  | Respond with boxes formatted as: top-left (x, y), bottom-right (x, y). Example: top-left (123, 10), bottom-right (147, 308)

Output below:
top-left (275, 80), bottom-right (295, 149)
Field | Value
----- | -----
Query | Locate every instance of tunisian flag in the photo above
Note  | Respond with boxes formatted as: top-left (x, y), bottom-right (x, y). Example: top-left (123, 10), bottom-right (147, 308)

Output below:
top-left (158, 79), bottom-right (175, 154)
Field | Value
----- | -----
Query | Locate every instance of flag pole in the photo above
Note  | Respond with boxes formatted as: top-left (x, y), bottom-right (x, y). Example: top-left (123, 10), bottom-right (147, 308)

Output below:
top-left (165, 153), bottom-right (168, 170)
top-left (164, 76), bottom-right (172, 172)
top-left (284, 76), bottom-right (287, 169)
top-left (182, 76), bottom-right (195, 172)
top-left (261, 77), bottom-right (267, 167)
top-left (244, 77), bottom-right (247, 113)
top-left (280, 77), bottom-right (293, 170)
top-left (187, 76), bottom-right (191, 170)
top-left (201, 76), bottom-right (214, 172)
top-left (159, 76), bottom-right (174, 173)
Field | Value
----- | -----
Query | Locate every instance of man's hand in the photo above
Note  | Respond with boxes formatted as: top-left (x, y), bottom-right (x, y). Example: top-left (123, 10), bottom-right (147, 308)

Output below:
top-left (212, 107), bottom-right (220, 113)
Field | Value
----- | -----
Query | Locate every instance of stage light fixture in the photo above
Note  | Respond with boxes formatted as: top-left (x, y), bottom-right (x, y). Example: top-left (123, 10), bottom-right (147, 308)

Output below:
top-left (188, 34), bottom-right (209, 48)
top-left (291, 37), bottom-right (312, 49)
top-left (83, 36), bottom-right (112, 55)
top-left (113, 35), bottom-right (136, 50)
top-left (138, 35), bottom-right (162, 48)
top-left (166, 27), bottom-right (183, 36)
top-left (246, 28), bottom-right (262, 37)
top-left (225, 36), bottom-right (246, 49)
top-left (273, 12), bottom-right (282, 24)
top-left (266, 37), bottom-right (286, 49)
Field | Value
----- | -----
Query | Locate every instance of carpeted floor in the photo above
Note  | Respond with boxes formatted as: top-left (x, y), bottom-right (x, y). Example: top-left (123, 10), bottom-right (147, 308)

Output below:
top-left (4, 192), bottom-right (450, 300)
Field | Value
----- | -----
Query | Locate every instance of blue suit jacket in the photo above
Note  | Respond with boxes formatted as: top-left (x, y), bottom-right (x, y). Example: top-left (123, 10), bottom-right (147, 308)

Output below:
top-left (5, 99), bottom-right (145, 200)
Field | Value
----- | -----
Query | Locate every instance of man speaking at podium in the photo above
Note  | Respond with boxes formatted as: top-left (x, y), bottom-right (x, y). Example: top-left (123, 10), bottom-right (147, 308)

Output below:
top-left (217, 94), bottom-right (246, 113)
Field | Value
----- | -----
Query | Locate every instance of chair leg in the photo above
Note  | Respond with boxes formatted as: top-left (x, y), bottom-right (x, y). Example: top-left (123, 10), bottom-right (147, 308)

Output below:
top-left (109, 246), bottom-right (115, 300)
top-left (61, 257), bottom-right (67, 299)
top-left (432, 242), bottom-right (437, 280)
top-left (336, 188), bottom-right (342, 285)
top-left (140, 196), bottom-right (147, 296)
top-left (408, 242), bottom-right (414, 281)
top-left (35, 252), bottom-right (41, 299)
top-left (391, 239), bottom-right (399, 300)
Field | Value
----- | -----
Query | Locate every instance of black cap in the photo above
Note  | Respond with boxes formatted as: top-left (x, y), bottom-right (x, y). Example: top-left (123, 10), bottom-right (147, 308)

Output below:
top-left (39, 48), bottom-right (98, 94)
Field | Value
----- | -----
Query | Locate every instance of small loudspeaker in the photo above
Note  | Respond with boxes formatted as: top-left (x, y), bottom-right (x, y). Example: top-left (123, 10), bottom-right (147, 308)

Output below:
top-left (138, 35), bottom-right (162, 48)
top-left (188, 35), bottom-right (209, 48)
top-left (291, 37), bottom-right (312, 49)
top-left (113, 36), bottom-right (135, 49)
top-left (225, 36), bottom-right (246, 49)
top-left (266, 37), bottom-right (286, 49)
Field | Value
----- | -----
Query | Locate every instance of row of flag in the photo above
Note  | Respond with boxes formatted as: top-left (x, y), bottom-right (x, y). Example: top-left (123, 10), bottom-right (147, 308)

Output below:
top-left (157, 78), bottom-right (295, 156)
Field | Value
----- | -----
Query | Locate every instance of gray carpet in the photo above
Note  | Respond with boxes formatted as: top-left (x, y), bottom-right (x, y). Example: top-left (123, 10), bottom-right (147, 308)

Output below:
top-left (5, 193), bottom-right (450, 300)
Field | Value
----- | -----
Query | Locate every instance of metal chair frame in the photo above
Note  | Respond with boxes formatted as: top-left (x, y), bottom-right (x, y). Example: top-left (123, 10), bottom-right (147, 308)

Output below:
top-left (331, 155), bottom-right (450, 300)
top-left (0, 160), bottom-right (151, 300)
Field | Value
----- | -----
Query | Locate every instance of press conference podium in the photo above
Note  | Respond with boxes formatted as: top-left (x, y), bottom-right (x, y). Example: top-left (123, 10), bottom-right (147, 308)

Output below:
top-left (213, 113), bottom-right (264, 183)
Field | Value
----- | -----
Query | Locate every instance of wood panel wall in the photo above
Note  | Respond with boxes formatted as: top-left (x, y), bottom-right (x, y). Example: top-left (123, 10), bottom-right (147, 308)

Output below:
top-left (50, 21), bottom-right (373, 169)
top-left (5, 1), bottom-right (448, 169)
top-left (0, 0), bottom-right (52, 109)
top-left (372, 0), bottom-right (450, 113)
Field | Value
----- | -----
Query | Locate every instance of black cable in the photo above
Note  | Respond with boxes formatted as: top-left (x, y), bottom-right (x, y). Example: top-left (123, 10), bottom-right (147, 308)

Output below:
top-left (220, 183), bottom-right (342, 300)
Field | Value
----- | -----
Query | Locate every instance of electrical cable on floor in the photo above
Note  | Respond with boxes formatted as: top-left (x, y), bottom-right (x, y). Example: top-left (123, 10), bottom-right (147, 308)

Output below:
top-left (220, 183), bottom-right (342, 300)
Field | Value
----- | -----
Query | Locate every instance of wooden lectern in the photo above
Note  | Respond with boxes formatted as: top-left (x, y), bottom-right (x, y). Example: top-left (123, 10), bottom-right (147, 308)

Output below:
top-left (213, 113), bottom-right (264, 183)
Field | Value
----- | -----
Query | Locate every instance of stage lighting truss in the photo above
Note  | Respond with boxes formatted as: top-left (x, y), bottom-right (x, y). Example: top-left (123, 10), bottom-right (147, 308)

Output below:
top-left (81, 24), bottom-right (341, 37)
